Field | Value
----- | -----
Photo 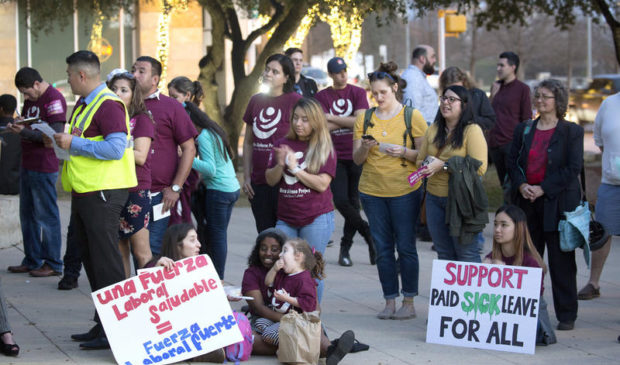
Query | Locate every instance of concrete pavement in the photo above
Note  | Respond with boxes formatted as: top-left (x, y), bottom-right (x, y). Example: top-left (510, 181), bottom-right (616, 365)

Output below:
top-left (0, 195), bottom-right (619, 364)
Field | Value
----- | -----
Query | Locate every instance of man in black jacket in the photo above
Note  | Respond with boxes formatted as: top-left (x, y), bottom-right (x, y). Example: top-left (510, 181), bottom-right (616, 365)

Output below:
top-left (285, 48), bottom-right (318, 98)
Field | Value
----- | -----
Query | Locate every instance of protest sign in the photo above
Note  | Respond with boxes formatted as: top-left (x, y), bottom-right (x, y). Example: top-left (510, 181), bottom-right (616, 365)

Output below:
top-left (92, 254), bottom-right (243, 365)
top-left (426, 260), bottom-right (542, 354)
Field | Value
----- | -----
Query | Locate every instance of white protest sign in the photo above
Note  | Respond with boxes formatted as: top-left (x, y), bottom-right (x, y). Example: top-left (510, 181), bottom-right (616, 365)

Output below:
top-left (92, 255), bottom-right (242, 365)
top-left (426, 260), bottom-right (542, 354)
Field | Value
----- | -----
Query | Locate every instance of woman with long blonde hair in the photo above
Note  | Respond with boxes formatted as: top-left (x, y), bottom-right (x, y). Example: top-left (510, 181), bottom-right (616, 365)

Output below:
top-left (266, 97), bottom-right (336, 302)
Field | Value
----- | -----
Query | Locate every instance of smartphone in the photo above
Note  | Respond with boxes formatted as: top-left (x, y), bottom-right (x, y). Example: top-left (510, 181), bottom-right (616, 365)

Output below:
top-left (362, 134), bottom-right (376, 141)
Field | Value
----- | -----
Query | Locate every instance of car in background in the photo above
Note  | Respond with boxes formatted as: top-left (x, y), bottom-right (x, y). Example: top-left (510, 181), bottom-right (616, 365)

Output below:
top-left (568, 74), bottom-right (620, 125)
top-left (301, 66), bottom-right (330, 90)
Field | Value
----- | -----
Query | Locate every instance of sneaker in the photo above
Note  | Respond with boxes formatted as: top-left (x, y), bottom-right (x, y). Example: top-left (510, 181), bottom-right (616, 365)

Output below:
top-left (58, 276), bottom-right (79, 290)
top-left (577, 283), bottom-right (600, 300)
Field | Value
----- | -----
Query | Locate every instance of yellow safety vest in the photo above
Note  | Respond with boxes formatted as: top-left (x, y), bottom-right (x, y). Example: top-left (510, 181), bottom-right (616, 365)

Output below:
top-left (61, 86), bottom-right (137, 193)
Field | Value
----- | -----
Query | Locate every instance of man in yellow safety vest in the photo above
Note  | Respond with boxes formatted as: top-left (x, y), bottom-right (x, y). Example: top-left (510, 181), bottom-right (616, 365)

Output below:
top-left (52, 50), bottom-right (137, 350)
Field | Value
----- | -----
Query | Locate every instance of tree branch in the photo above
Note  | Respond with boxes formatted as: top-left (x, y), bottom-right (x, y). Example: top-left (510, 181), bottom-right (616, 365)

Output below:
top-left (593, 0), bottom-right (620, 29)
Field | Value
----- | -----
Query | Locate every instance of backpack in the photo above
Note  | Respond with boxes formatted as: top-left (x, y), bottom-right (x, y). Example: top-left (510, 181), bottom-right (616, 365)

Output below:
top-left (225, 311), bottom-right (253, 364)
top-left (363, 106), bottom-right (416, 166)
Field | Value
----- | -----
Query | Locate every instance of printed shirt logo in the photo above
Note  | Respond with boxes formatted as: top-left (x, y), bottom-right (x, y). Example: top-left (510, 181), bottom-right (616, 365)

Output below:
top-left (252, 106), bottom-right (282, 139)
top-left (283, 151), bottom-right (307, 185)
top-left (25, 105), bottom-right (40, 118)
top-left (46, 99), bottom-right (65, 116)
top-left (330, 98), bottom-right (353, 116)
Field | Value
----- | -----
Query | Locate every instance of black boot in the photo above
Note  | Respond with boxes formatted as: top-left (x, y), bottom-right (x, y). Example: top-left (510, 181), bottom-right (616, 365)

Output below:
top-left (361, 223), bottom-right (377, 265)
top-left (338, 240), bottom-right (353, 267)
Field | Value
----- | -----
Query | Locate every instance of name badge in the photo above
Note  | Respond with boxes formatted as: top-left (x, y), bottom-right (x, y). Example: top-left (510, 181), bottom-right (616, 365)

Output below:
top-left (71, 127), bottom-right (83, 137)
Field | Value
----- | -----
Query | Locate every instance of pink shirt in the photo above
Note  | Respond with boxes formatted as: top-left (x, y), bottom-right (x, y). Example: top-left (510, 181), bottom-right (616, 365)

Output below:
top-left (243, 92), bottom-right (302, 185)
top-left (526, 128), bottom-right (555, 185)
top-left (268, 138), bottom-right (336, 227)
top-left (315, 84), bottom-right (369, 160)
top-left (21, 86), bottom-right (67, 173)
top-left (144, 94), bottom-right (197, 192)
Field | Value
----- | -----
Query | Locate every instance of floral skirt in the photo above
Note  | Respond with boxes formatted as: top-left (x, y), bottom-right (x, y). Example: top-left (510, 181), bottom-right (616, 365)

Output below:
top-left (119, 189), bottom-right (151, 239)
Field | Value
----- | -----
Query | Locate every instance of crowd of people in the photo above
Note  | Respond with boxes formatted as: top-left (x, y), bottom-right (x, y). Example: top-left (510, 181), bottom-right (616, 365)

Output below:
top-left (0, 41), bottom-right (616, 362)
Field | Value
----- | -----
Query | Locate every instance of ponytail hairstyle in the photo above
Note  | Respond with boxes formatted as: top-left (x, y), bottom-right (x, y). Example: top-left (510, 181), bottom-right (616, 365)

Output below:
top-left (168, 76), bottom-right (204, 106)
top-left (492, 205), bottom-right (547, 273)
top-left (367, 61), bottom-right (407, 102)
top-left (286, 97), bottom-right (334, 173)
top-left (287, 238), bottom-right (325, 280)
top-left (433, 85), bottom-right (474, 149)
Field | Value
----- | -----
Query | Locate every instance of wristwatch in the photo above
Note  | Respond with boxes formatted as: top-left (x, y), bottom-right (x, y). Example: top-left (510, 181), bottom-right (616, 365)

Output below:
top-left (442, 162), bottom-right (449, 171)
top-left (171, 184), bottom-right (182, 193)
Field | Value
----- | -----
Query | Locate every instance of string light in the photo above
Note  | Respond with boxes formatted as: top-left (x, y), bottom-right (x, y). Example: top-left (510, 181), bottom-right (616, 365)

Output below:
top-left (284, 4), bottom-right (320, 49)
top-left (87, 1), bottom-right (113, 62)
top-left (156, 0), bottom-right (188, 88)
top-left (319, 2), bottom-right (363, 65)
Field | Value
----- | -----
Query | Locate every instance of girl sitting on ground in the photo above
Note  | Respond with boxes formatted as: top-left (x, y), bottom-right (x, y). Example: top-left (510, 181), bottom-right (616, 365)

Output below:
top-left (257, 238), bottom-right (324, 345)
top-left (484, 205), bottom-right (556, 345)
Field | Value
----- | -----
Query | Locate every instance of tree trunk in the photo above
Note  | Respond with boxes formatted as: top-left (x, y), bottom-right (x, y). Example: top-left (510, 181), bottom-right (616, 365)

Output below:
top-left (221, 2), bottom-right (310, 168)
top-left (197, 3), bottom-right (225, 126)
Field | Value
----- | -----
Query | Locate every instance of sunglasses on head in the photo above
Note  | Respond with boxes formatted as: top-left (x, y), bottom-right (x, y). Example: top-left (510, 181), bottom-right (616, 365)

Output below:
top-left (367, 71), bottom-right (395, 82)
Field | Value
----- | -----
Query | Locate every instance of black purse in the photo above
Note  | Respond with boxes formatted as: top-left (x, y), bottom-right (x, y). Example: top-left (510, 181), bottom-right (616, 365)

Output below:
top-left (580, 167), bottom-right (610, 251)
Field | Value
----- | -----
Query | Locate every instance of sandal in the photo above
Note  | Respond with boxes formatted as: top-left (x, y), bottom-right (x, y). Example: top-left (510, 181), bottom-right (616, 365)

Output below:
top-left (330, 338), bottom-right (370, 353)
top-left (578, 283), bottom-right (600, 300)
top-left (0, 332), bottom-right (19, 357)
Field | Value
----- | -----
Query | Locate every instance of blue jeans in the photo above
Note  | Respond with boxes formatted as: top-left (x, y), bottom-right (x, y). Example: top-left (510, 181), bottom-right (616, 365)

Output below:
top-left (149, 192), bottom-right (169, 256)
top-left (205, 189), bottom-right (239, 280)
top-left (425, 193), bottom-right (481, 263)
top-left (359, 190), bottom-right (422, 299)
top-left (276, 211), bottom-right (335, 303)
top-left (19, 169), bottom-right (63, 271)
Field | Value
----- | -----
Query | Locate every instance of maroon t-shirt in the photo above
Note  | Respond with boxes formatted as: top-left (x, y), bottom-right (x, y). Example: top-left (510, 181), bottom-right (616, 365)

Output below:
top-left (489, 79), bottom-right (532, 148)
top-left (21, 86), bottom-right (67, 173)
top-left (76, 99), bottom-right (128, 138)
top-left (130, 113), bottom-right (155, 191)
top-left (315, 84), bottom-right (369, 160)
top-left (243, 92), bottom-right (302, 185)
top-left (241, 266), bottom-right (270, 311)
top-left (526, 128), bottom-right (555, 185)
top-left (485, 251), bottom-right (544, 294)
top-left (267, 270), bottom-right (317, 313)
top-left (268, 138), bottom-right (336, 227)
top-left (144, 94), bottom-right (198, 192)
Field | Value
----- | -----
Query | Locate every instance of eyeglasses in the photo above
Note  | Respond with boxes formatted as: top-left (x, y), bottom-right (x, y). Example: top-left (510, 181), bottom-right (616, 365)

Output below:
top-left (533, 93), bottom-right (554, 100)
top-left (367, 71), bottom-right (395, 82)
top-left (439, 95), bottom-right (462, 104)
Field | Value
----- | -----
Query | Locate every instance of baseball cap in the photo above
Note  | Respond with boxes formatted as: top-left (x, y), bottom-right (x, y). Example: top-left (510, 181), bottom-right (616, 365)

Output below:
top-left (327, 57), bottom-right (347, 74)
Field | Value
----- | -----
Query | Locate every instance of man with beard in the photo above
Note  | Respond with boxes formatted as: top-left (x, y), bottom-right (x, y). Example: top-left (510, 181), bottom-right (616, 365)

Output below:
top-left (401, 45), bottom-right (438, 125)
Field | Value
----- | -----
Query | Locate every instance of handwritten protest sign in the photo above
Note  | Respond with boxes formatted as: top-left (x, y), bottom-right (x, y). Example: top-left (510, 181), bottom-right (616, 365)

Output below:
top-left (92, 255), bottom-right (242, 365)
top-left (426, 260), bottom-right (542, 354)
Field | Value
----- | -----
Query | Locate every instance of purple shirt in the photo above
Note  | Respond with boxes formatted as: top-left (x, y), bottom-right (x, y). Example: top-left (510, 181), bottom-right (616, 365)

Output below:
top-left (267, 270), bottom-right (317, 313)
top-left (130, 113), bottom-right (155, 191)
top-left (241, 265), bottom-right (270, 313)
top-left (268, 138), bottom-right (336, 227)
top-left (243, 92), bottom-right (302, 185)
top-left (144, 94), bottom-right (198, 192)
top-left (315, 84), bottom-right (369, 160)
top-left (21, 86), bottom-right (67, 173)
top-left (490, 79), bottom-right (532, 148)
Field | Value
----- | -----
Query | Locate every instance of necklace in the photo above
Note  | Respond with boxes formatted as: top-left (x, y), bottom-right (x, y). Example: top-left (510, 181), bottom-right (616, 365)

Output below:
top-left (376, 104), bottom-right (403, 137)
